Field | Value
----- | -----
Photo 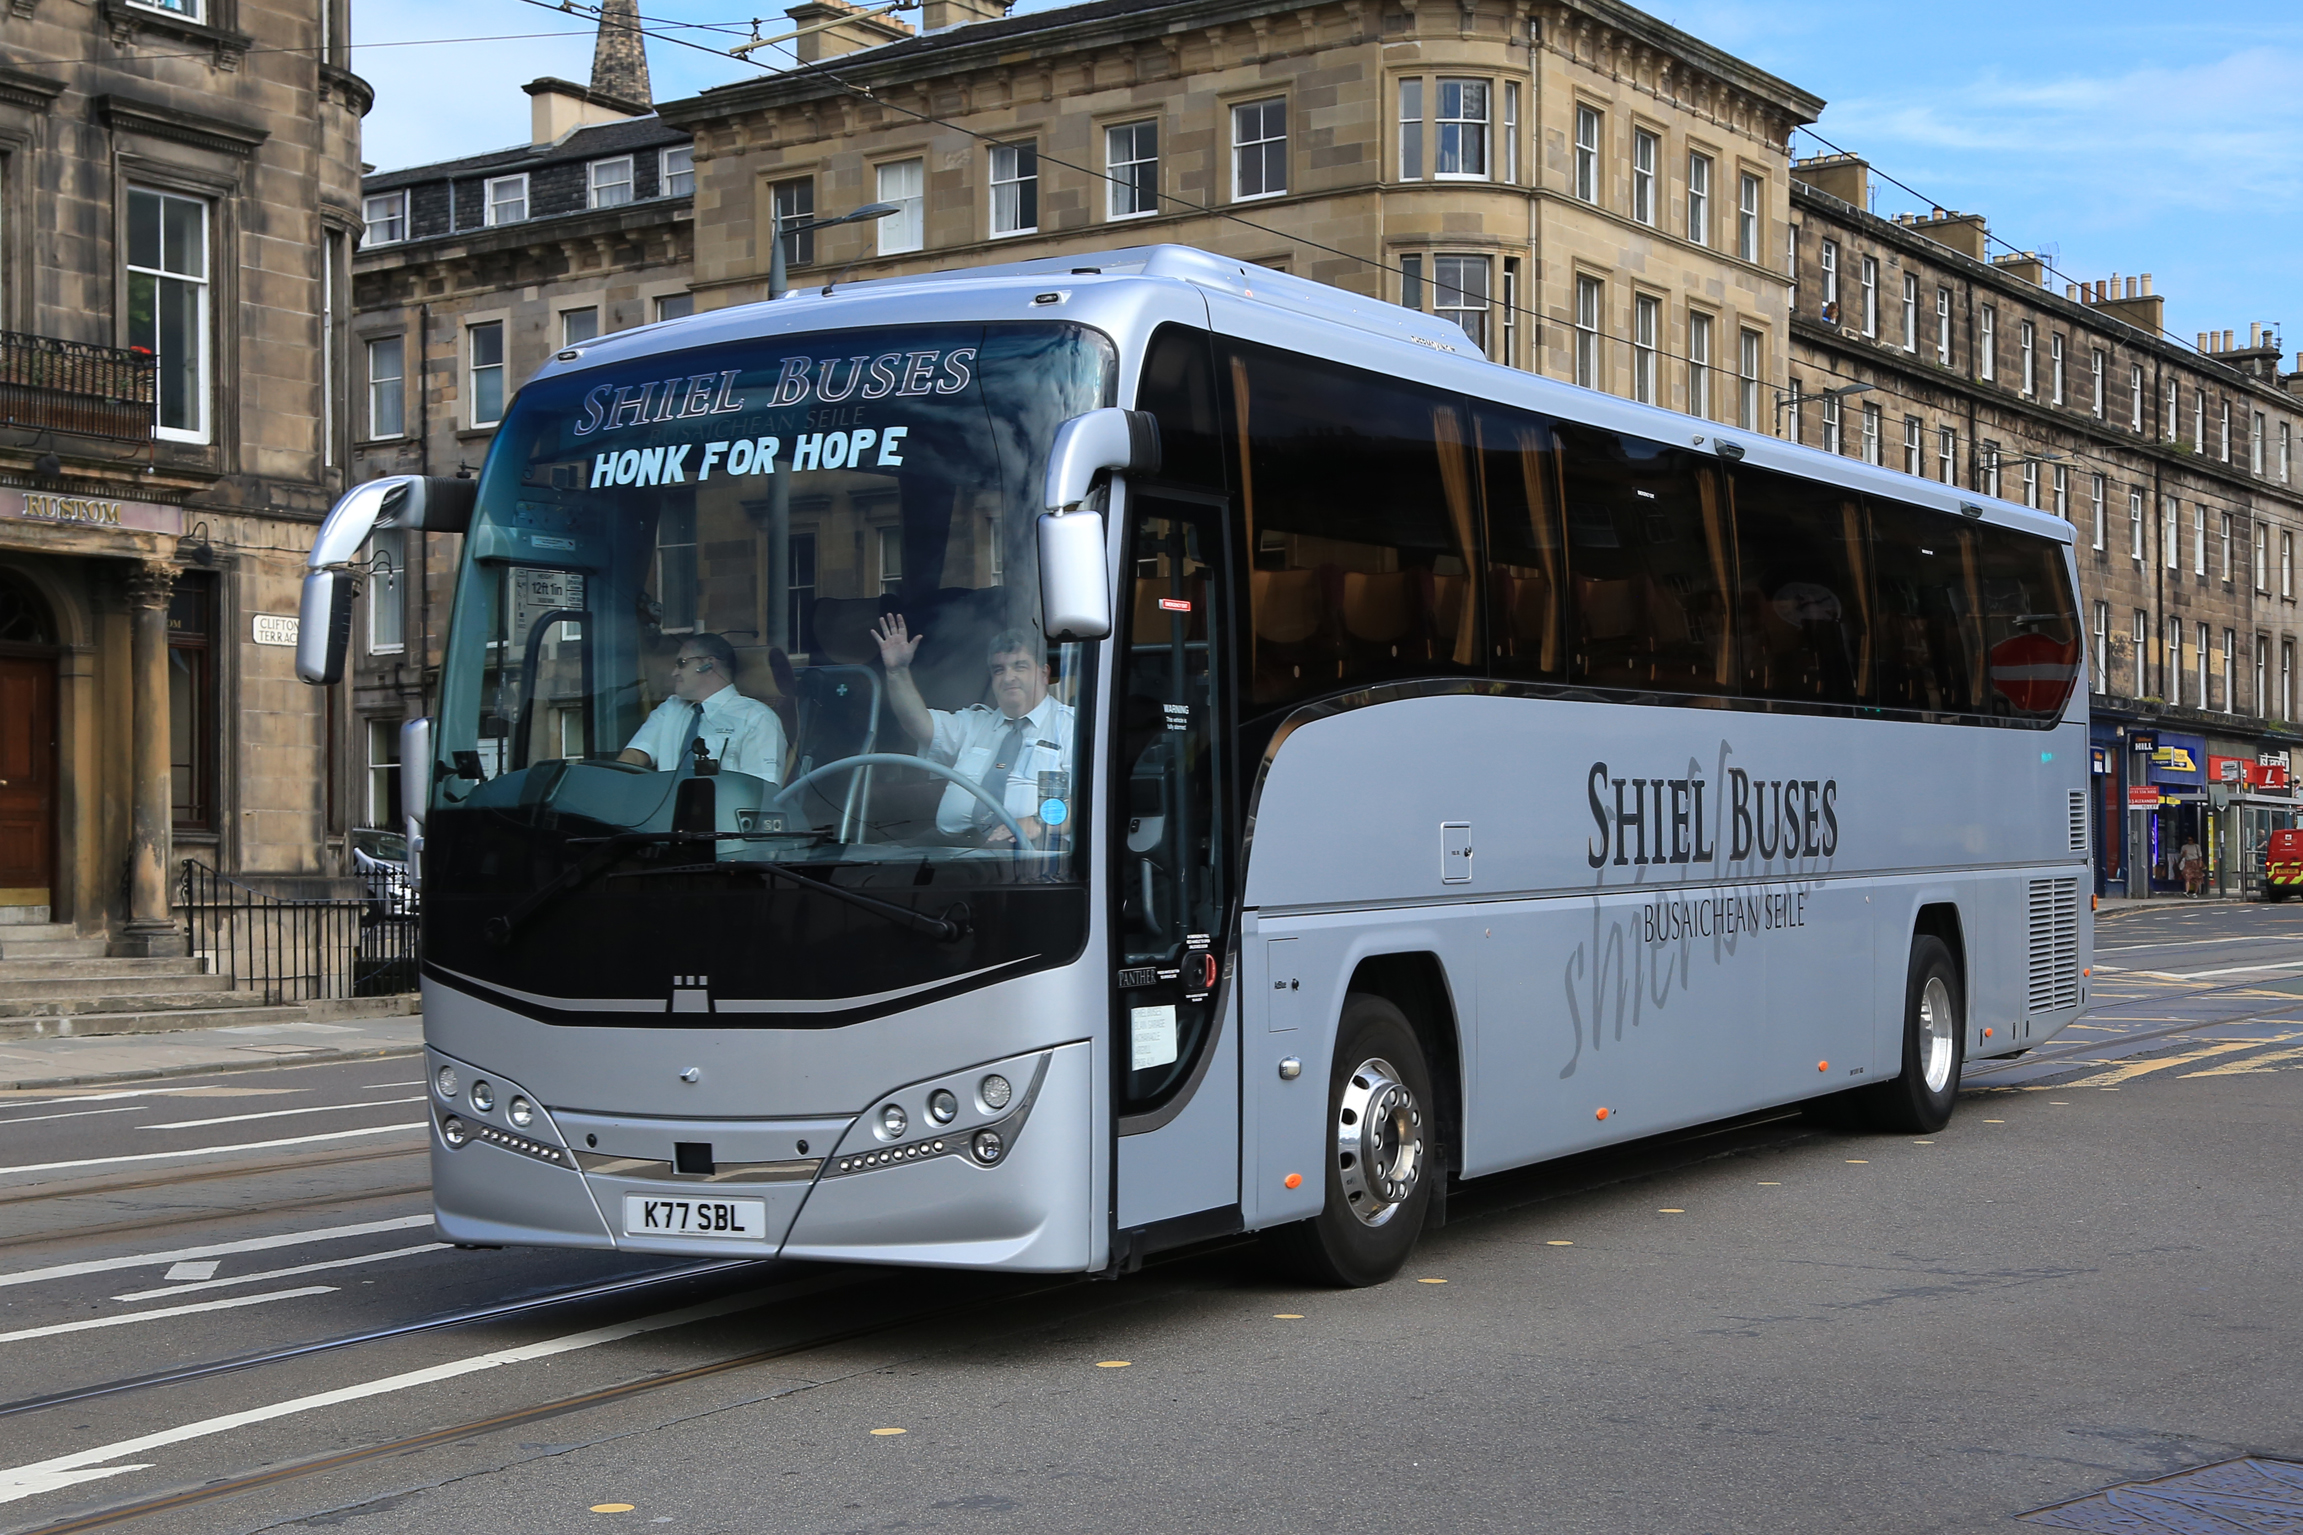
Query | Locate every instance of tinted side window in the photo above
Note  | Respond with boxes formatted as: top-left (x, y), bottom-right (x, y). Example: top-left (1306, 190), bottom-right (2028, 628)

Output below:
top-left (1136, 324), bottom-right (1224, 490)
top-left (1476, 408), bottom-right (1565, 681)
top-left (1730, 466), bottom-right (1871, 705)
top-left (1224, 341), bottom-right (1479, 715)
top-left (1871, 501), bottom-right (2079, 719)
top-left (1556, 423), bottom-right (1733, 695)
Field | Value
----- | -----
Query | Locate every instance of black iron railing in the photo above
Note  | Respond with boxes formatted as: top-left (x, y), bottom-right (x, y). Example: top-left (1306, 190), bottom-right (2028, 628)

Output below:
top-left (0, 332), bottom-right (157, 441)
top-left (180, 860), bottom-right (422, 1003)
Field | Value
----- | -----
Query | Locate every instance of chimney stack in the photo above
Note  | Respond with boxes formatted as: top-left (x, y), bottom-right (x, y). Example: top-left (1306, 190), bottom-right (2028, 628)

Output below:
top-left (591, 0), bottom-right (653, 109)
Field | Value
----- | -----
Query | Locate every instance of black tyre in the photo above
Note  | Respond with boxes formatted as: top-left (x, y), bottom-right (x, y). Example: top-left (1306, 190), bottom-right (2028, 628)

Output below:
top-left (1851, 935), bottom-right (1965, 1134)
top-left (1264, 993), bottom-right (1435, 1288)
top-left (2267, 884), bottom-right (2290, 903)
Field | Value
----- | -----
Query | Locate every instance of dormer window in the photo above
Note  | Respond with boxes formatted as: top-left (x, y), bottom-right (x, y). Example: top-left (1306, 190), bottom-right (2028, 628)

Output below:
top-left (589, 156), bottom-right (634, 209)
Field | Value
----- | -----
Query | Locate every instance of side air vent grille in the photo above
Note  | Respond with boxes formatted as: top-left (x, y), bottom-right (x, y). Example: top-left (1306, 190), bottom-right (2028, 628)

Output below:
top-left (2026, 877), bottom-right (2081, 1014)
top-left (2069, 789), bottom-right (2089, 855)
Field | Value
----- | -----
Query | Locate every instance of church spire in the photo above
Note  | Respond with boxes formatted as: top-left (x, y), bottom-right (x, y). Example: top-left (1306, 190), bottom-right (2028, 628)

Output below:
top-left (589, 0), bottom-right (652, 109)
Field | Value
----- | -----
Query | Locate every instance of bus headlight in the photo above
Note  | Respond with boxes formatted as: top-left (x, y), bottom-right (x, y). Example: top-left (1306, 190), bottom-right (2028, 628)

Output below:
top-left (435, 1065), bottom-right (459, 1100)
top-left (979, 1074), bottom-right (1012, 1112)
top-left (441, 1115), bottom-right (469, 1148)
top-left (927, 1089), bottom-right (958, 1124)
top-left (972, 1129), bottom-right (1004, 1165)
top-left (508, 1096), bottom-right (534, 1128)
top-left (470, 1080), bottom-right (495, 1113)
top-left (879, 1103), bottom-right (907, 1138)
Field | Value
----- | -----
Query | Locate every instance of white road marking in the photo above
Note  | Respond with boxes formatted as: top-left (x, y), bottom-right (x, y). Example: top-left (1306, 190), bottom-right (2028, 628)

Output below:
top-left (115, 1244), bottom-right (447, 1302)
top-left (0, 1287), bottom-right (774, 1504)
top-left (0, 1286), bottom-right (336, 1345)
top-left (163, 1261), bottom-right (220, 1283)
top-left (139, 1097), bottom-right (425, 1131)
top-left (2096, 961), bottom-right (2303, 981)
top-left (2094, 935), bottom-right (2293, 953)
top-left (0, 1123), bottom-right (424, 1180)
top-left (0, 1214), bottom-right (433, 1290)
top-left (359, 1081), bottom-right (425, 1089)
top-left (0, 1107), bottom-right (147, 1127)
top-left (0, 1087), bottom-right (205, 1108)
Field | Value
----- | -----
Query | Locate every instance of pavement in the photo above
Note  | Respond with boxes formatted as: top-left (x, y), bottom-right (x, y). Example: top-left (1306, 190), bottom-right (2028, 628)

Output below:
top-left (0, 1013), bottom-right (423, 1090)
top-left (0, 903), bottom-right (2297, 1535)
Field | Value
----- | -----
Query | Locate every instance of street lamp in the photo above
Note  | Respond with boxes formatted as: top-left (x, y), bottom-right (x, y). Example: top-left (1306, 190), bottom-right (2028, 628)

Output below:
top-left (769, 202), bottom-right (901, 300)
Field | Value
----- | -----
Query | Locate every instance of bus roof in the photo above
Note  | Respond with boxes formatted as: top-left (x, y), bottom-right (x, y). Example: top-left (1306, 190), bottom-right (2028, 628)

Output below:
top-left (529, 242), bottom-right (2073, 550)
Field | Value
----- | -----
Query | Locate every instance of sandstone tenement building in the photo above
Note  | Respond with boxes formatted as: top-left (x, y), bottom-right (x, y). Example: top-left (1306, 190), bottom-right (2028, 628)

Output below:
top-left (0, 0), bottom-right (368, 949)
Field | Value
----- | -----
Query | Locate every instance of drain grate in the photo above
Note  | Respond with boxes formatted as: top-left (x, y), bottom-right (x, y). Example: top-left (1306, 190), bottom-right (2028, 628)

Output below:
top-left (2020, 1456), bottom-right (2303, 1531)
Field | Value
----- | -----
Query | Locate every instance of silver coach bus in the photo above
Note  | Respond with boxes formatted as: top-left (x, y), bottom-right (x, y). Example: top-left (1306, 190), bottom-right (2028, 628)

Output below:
top-left (297, 245), bottom-right (2090, 1287)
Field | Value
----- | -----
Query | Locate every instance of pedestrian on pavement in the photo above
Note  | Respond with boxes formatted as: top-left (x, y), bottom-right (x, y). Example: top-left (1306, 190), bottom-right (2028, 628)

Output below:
top-left (2180, 836), bottom-right (2205, 896)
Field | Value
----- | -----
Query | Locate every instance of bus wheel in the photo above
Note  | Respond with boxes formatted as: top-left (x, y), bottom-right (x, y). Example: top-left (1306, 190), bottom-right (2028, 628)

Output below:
top-left (2267, 884), bottom-right (2290, 903)
top-left (1865, 936), bottom-right (1965, 1134)
top-left (1266, 993), bottom-right (1435, 1288)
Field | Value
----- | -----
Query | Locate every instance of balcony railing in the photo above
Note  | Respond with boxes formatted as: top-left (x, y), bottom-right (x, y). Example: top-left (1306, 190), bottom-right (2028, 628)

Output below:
top-left (0, 332), bottom-right (156, 442)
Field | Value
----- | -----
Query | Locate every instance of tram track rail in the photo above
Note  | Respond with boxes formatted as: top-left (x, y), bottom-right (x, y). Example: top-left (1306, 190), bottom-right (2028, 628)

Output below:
top-left (0, 1258), bottom-right (771, 1426)
top-left (0, 1140), bottom-right (427, 1211)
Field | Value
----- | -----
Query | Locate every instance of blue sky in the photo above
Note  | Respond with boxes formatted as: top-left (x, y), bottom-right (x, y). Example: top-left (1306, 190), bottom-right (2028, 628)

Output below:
top-left (354, 0), bottom-right (2303, 357)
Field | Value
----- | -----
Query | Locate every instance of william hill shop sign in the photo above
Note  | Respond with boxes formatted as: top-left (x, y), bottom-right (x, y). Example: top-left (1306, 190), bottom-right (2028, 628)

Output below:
top-left (8, 491), bottom-right (182, 537)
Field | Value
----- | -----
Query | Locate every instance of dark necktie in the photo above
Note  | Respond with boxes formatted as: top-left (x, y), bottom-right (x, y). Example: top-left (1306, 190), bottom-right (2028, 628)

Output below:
top-left (678, 702), bottom-right (706, 776)
top-left (975, 716), bottom-right (1030, 827)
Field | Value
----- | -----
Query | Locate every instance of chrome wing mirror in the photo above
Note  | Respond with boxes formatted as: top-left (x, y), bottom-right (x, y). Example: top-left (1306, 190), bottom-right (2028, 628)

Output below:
top-left (295, 476), bottom-right (477, 685)
top-left (1038, 408), bottom-right (1160, 642)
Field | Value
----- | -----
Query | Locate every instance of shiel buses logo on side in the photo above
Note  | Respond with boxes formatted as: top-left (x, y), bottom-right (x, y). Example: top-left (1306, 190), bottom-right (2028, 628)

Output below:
top-left (1585, 763), bottom-right (1840, 869)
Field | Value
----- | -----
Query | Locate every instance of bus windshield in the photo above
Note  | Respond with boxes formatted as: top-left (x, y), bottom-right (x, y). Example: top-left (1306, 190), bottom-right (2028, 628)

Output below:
top-left (423, 321), bottom-right (1113, 1017)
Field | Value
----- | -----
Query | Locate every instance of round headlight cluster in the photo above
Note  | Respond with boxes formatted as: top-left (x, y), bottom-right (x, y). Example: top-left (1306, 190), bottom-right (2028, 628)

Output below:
top-left (879, 1102), bottom-right (908, 1138)
top-left (435, 1065), bottom-right (459, 1100)
top-left (508, 1095), bottom-right (534, 1128)
top-left (979, 1074), bottom-right (1012, 1112)
top-left (972, 1129), bottom-right (1004, 1164)
top-left (470, 1080), bottom-right (495, 1113)
top-left (927, 1088), bottom-right (958, 1124)
top-left (441, 1115), bottom-right (469, 1148)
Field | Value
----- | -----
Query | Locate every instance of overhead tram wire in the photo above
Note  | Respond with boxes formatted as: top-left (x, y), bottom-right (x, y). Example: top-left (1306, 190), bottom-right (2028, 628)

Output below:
top-left (510, 0), bottom-right (2155, 495)
top-left (1790, 122), bottom-right (2240, 365)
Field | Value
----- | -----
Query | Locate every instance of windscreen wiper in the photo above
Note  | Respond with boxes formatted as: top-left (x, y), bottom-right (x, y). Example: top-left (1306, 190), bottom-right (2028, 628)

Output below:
top-left (485, 832), bottom-right (968, 946)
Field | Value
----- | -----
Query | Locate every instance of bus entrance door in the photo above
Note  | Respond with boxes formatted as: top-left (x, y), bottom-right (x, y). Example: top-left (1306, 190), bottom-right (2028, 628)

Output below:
top-left (1112, 494), bottom-right (1240, 1240)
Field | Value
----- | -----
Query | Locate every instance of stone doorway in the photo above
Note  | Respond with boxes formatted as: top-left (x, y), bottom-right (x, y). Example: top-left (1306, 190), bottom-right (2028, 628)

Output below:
top-left (0, 572), bottom-right (59, 924)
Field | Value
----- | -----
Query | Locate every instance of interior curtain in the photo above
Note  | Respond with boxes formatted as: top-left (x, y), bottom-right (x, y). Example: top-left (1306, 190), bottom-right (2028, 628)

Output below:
top-left (1841, 496), bottom-right (1872, 698)
top-left (1696, 467), bottom-right (1734, 687)
top-left (1515, 424), bottom-right (1561, 673)
top-left (1430, 405), bottom-right (1479, 666)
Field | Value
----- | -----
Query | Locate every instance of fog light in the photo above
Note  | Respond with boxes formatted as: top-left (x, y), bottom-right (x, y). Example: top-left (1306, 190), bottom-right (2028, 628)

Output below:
top-left (508, 1096), bottom-right (534, 1128)
top-left (979, 1074), bottom-right (1012, 1112)
top-left (441, 1115), bottom-right (468, 1147)
top-left (972, 1129), bottom-right (1004, 1164)
top-left (435, 1065), bottom-right (459, 1100)
top-left (879, 1103), bottom-right (907, 1138)
top-left (927, 1089), bottom-right (958, 1124)
top-left (470, 1080), bottom-right (495, 1113)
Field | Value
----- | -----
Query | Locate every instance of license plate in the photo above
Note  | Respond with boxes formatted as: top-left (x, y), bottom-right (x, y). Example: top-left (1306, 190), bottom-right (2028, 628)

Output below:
top-left (622, 1194), bottom-right (767, 1239)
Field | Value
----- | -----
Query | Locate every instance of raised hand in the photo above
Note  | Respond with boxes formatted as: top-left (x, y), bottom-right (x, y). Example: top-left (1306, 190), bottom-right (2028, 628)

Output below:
top-left (872, 613), bottom-right (923, 672)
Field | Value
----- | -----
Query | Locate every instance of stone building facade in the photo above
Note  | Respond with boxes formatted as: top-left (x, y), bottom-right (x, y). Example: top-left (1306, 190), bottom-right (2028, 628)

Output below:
top-left (347, 24), bottom-right (694, 830)
top-left (0, 0), bottom-right (368, 949)
top-left (1785, 155), bottom-right (2303, 896)
top-left (657, 0), bottom-right (1820, 399)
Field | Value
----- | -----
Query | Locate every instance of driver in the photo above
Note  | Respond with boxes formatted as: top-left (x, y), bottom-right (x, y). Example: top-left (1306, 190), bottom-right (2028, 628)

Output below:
top-left (618, 632), bottom-right (786, 782)
top-left (873, 615), bottom-right (1073, 845)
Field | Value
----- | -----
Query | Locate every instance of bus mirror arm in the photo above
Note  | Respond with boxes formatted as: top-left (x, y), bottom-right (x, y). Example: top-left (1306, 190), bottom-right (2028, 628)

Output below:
top-left (295, 476), bottom-right (480, 685)
top-left (400, 718), bottom-right (432, 840)
top-left (1042, 408), bottom-right (1160, 515)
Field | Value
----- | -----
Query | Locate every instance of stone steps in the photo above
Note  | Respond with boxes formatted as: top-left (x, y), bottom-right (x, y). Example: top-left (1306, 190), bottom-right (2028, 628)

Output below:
top-left (0, 971), bottom-right (231, 1001)
top-left (0, 925), bottom-right (112, 961)
top-left (0, 954), bottom-right (215, 980)
top-left (0, 1001), bottom-right (315, 1042)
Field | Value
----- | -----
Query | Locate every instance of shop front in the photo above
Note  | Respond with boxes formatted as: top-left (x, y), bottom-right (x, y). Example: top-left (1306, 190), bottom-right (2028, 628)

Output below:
top-left (2137, 732), bottom-right (2209, 896)
top-left (2211, 748), bottom-right (2295, 898)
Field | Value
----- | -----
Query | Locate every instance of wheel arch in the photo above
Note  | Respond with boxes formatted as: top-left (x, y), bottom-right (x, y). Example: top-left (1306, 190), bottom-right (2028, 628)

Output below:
top-left (1344, 951), bottom-right (1464, 1179)
top-left (1912, 901), bottom-right (1968, 1007)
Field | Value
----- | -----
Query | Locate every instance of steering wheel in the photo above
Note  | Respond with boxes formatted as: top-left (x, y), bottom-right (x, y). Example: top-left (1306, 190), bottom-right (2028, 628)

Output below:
top-left (771, 752), bottom-right (1032, 853)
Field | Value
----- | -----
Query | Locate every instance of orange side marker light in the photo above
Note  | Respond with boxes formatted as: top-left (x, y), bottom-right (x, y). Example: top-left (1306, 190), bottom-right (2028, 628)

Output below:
top-left (1817, 1060), bottom-right (1829, 1072)
top-left (1283, 1172), bottom-right (1303, 1190)
top-left (1595, 1107), bottom-right (1610, 1121)
top-left (1984, 1027), bottom-right (1994, 1038)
